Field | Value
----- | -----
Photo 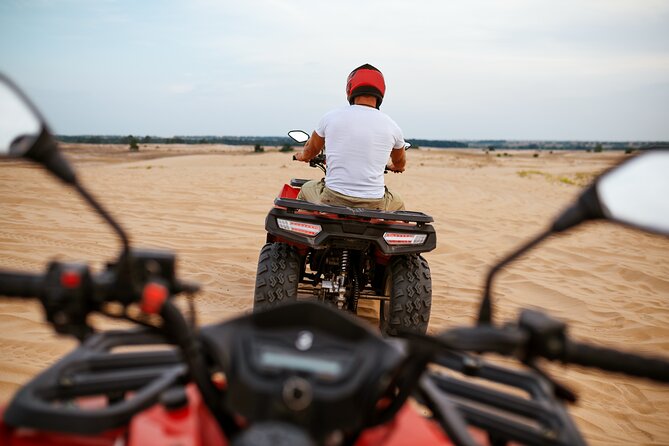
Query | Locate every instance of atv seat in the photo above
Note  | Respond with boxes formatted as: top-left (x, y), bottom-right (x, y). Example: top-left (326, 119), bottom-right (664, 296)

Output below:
top-left (290, 178), bottom-right (311, 187)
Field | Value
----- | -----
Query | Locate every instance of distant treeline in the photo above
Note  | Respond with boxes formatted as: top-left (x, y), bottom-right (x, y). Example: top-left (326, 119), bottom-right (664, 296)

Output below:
top-left (56, 135), bottom-right (295, 146)
top-left (467, 140), bottom-right (667, 151)
top-left (409, 139), bottom-right (468, 148)
top-left (56, 135), bottom-right (667, 152)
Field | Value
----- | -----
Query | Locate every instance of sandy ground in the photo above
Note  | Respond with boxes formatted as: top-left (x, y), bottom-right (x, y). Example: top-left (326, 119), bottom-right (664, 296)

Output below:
top-left (0, 144), bottom-right (667, 444)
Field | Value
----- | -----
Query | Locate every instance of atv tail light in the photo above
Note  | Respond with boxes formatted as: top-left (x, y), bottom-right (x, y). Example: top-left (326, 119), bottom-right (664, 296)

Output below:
top-left (277, 218), bottom-right (322, 237)
top-left (383, 232), bottom-right (427, 245)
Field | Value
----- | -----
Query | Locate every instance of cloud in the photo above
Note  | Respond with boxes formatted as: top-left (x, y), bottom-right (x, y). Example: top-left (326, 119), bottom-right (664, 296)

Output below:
top-left (3, 0), bottom-right (667, 139)
top-left (167, 83), bottom-right (196, 94)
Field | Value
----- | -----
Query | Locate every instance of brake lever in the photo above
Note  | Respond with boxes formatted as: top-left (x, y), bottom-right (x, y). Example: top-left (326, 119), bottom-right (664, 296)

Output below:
top-left (526, 361), bottom-right (578, 402)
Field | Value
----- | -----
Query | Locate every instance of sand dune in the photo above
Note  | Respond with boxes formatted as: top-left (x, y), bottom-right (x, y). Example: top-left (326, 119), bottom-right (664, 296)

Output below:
top-left (1, 145), bottom-right (667, 444)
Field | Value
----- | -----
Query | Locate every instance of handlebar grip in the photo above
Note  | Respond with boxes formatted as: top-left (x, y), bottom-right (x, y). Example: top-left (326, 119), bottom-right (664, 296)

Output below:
top-left (0, 271), bottom-right (44, 298)
top-left (565, 341), bottom-right (669, 382)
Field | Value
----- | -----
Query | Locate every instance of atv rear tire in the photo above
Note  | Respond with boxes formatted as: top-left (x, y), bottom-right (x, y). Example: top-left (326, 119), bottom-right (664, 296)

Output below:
top-left (380, 254), bottom-right (432, 336)
top-left (253, 243), bottom-right (301, 312)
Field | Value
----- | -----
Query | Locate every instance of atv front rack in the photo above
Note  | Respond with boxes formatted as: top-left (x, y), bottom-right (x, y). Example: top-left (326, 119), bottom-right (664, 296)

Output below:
top-left (4, 328), bottom-right (185, 435)
top-left (420, 352), bottom-right (586, 446)
top-left (274, 198), bottom-right (434, 224)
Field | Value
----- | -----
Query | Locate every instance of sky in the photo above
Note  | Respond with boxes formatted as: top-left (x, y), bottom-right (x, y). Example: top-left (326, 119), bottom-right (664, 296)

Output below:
top-left (1, 0), bottom-right (668, 141)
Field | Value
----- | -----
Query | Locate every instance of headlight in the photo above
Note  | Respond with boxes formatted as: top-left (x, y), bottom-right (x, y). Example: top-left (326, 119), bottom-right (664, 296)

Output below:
top-left (277, 218), bottom-right (322, 237)
top-left (383, 232), bottom-right (427, 245)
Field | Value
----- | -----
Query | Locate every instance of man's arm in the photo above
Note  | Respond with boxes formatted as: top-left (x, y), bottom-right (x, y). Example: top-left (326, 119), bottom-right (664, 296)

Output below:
top-left (387, 147), bottom-right (406, 172)
top-left (294, 131), bottom-right (325, 162)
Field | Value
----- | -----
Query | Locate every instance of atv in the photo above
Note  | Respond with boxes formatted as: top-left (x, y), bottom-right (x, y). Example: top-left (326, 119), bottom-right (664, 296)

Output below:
top-left (253, 130), bottom-right (436, 335)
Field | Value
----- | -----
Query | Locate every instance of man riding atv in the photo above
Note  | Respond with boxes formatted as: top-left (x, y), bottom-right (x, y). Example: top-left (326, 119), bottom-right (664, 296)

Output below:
top-left (294, 63), bottom-right (407, 211)
top-left (252, 63), bottom-right (433, 335)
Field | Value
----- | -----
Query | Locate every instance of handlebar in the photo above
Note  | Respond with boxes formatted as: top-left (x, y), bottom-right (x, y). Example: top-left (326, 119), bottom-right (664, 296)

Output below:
top-left (291, 154), bottom-right (325, 164)
top-left (0, 249), bottom-right (191, 340)
top-left (565, 340), bottom-right (669, 382)
top-left (519, 309), bottom-right (669, 382)
top-left (292, 152), bottom-right (402, 175)
top-left (292, 152), bottom-right (327, 174)
top-left (436, 309), bottom-right (669, 383)
top-left (310, 153), bottom-right (326, 166)
top-left (0, 271), bottom-right (44, 298)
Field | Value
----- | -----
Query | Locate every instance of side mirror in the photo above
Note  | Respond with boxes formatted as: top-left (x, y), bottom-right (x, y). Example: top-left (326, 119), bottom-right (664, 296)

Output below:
top-left (288, 130), bottom-right (310, 144)
top-left (477, 149), bottom-right (669, 324)
top-left (0, 72), bottom-right (130, 253)
top-left (0, 75), bottom-right (43, 157)
top-left (0, 73), bottom-right (76, 184)
top-left (595, 150), bottom-right (669, 235)
top-left (551, 149), bottom-right (669, 236)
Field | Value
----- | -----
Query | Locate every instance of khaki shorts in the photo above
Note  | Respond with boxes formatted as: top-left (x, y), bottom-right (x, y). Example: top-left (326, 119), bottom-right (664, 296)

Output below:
top-left (297, 179), bottom-right (405, 211)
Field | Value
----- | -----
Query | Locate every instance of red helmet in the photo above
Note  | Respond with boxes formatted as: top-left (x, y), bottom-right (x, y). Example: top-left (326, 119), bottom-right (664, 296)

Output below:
top-left (346, 64), bottom-right (386, 108)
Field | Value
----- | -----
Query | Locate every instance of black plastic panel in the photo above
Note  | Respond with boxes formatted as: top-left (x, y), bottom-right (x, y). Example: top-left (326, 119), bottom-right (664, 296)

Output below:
top-left (266, 207), bottom-right (436, 255)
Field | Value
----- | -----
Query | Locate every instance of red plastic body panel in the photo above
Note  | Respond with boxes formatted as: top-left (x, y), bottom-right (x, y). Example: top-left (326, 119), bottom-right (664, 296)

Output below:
top-left (0, 417), bottom-right (124, 446)
top-left (127, 384), bottom-right (226, 446)
top-left (355, 403), bottom-right (453, 446)
top-left (1, 392), bottom-right (479, 446)
top-left (279, 184), bottom-right (300, 199)
top-left (0, 385), bottom-right (227, 446)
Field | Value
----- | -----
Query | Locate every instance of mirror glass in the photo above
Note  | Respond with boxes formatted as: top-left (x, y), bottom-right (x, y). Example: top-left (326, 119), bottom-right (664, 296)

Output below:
top-left (597, 150), bottom-right (669, 235)
top-left (0, 80), bottom-right (42, 156)
top-left (288, 130), bottom-right (310, 144)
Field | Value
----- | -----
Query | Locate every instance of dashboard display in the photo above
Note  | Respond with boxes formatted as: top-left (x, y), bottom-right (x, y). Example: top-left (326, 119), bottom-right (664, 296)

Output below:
top-left (258, 347), bottom-right (344, 379)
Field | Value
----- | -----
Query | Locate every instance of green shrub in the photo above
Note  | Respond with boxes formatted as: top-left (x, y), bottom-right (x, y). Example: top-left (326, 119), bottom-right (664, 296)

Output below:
top-left (127, 135), bottom-right (139, 152)
top-left (254, 144), bottom-right (264, 153)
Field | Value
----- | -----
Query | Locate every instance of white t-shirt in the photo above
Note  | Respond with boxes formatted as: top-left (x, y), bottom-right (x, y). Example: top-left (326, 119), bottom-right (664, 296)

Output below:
top-left (315, 105), bottom-right (405, 199)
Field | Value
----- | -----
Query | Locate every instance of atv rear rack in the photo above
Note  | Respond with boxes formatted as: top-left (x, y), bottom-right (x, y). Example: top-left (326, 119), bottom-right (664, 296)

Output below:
top-left (266, 202), bottom-right (436, 255)
top-left (274, 198), bottom-right (434, 224)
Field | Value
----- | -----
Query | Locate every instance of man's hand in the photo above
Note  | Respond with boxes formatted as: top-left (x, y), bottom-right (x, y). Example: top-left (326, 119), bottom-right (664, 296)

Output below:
top-left (294, 151), bottom-right (309, 162)
top-left (388, 146), bottom-right (406, 173)
top-left (386, 162), bottom-right (405, 173)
